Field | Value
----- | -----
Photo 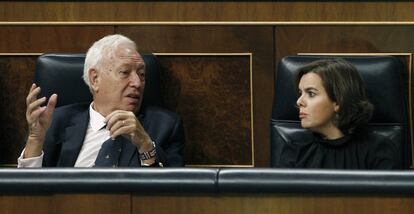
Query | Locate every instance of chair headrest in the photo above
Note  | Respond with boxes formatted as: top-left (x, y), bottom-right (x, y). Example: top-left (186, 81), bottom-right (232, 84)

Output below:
top-left (34, 53), bottom-right (162, 109)
top-left (272, 56), bottom-right (408, 124)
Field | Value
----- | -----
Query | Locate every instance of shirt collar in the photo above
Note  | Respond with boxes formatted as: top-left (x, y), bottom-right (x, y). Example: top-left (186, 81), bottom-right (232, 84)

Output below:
top-left (89, 102), bottom-right (106, 131)
top-left (313, 133), bottom-right (351, 147)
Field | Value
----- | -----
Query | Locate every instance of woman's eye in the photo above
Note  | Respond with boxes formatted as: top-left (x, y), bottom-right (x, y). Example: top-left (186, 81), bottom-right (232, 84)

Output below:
top-left (308, 91), bottom-right (316, 97)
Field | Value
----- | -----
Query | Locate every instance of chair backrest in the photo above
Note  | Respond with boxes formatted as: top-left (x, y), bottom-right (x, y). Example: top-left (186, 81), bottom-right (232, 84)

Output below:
top-left (270, 55), bottom-right (411, 168)
top-left (34, 53), bottom-right (163, 110)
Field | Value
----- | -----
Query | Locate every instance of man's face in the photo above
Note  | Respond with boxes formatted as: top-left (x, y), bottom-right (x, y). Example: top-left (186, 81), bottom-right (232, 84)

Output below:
top-left (92, 45), bottom-right (145, 116)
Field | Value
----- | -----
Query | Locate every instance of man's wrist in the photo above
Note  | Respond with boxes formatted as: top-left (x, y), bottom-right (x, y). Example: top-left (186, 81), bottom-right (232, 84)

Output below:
top-left (139, 141), bottom-right (156, 160)
top-left (137, 137), bottom-right (154, 153)
top-left (27, 132), bottom-right (46, 145)
top-left (23, 143), bottom-right (43, 158)
top-left (142, 160), bottom-right (163, 167)
top-left (24, 137), bottom-right (45, 158)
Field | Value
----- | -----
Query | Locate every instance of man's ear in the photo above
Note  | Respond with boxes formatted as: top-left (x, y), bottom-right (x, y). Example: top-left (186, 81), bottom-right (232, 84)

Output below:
top-left (89, 68), bottom-right (99, 93)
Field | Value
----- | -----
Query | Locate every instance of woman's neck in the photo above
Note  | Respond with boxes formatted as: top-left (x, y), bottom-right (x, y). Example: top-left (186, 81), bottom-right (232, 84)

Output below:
top-left (313, 124), bottom-right (344, 140)
top-left (322, 127), bottom-right (344, 140)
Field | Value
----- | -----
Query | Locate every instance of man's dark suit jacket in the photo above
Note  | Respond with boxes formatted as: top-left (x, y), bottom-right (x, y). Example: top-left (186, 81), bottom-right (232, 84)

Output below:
top-left (42, 102), bottom-right (185, 167)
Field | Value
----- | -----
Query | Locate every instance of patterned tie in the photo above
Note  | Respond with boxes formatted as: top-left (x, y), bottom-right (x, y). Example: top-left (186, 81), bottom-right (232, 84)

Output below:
top-left (94, 137), bottom-right (123, 167)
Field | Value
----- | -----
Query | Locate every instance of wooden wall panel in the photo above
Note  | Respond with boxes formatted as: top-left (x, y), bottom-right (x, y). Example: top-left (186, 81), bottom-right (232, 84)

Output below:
top-left (0, 57), bottom-right (36, 164)
top-left (3, 193), bottom-right (414, 214)
top-left (133, 195), bottom-right (414, 214)
top-left (0, 195), bottom-right (53, 214)
top-left (0, 26), bottom-right (114, 53)
top-left (157, 55), bottom-right (252, 165)
top-left (2, 2), bottom-right (414, 21)
top-left (118, 26), bottom-right (274, 166)
top-left (0, 194), bottom-right (130, 214)
top-left (53, 194), bottom-right (130, 214)
top-left (275, 26), bottom-right (414, 59)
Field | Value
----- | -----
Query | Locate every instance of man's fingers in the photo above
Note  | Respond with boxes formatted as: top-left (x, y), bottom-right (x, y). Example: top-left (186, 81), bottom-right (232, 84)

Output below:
top-left (28, 83), bottom-right (36, 93)
top-left (110, 126), bottom-right (132, 139)
top-left (104, 110), bottom-right (123, 127)
top-left (26, 93), bottom-right (57, 128)
top-left (28, 83), bottom-right (36, 94)
top-left (108, 119), bottom-right (139, 137)
top-left (26, 86), bottom-right (41, 106)
top-left (27, 97), bottom-right (46, 114)
top-left (27, 106), bottom-right (46, 124)
top-left (108, 119), bottom-right (126, 137)
top-left (110, 119), bottom-right (122, 131)
top-left (105, 110), bottom-right (130, 130)
top-left (45, 94), bottom-right (58, 114)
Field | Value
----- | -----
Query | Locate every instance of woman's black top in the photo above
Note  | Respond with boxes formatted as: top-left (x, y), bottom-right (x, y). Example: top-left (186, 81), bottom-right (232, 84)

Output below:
top-left (275, 129), bottom-right (400, 169)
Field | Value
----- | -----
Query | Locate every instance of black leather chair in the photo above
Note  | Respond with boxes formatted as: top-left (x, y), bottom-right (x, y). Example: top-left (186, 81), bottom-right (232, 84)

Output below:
top-left (270, 56), bottom-right (411, 169)
top-left (34, 53), bottom-right (163, 109)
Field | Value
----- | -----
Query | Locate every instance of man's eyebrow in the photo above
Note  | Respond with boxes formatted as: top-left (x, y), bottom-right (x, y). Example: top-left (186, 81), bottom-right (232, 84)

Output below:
top-left (119, 62), bottom-right (144, 67)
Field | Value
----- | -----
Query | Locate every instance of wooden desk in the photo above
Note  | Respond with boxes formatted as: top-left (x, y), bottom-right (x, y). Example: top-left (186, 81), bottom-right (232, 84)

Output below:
top-left (1, 168), bottom-right (413, 214)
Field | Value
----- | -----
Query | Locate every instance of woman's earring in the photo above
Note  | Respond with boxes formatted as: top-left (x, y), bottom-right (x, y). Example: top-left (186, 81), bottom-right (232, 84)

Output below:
top-left (333, 112), bottom-right (340, 125)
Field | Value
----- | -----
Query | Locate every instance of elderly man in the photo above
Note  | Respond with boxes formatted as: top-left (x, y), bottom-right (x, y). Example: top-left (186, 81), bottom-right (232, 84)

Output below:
top-left (18, 34), bottom-right (185, 167)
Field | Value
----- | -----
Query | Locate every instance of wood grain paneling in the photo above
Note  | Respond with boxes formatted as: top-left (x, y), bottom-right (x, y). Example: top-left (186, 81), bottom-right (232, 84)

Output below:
top-left (118, 26), bottom-right (274, 166)
top-left (0, 195), bottom-right (53, 214)
top-left (157, 55), bottom-right (252, 165)
top-left (54, 194), bottom-right (130, 214)
top-left (0, 194), bottom-right (130, 214)
top-left (0, 57), bottom-right (37, 164)
top-left (0, 26), bottom-right (114, 53)
top-left (3, 193), bottom-right (414, 214)
top-left (275, 26), bottom-right (414, 59)
top-left (133, 195), bottom-right (414, 214)
top-left (1, 2), bottom-right (414, 21)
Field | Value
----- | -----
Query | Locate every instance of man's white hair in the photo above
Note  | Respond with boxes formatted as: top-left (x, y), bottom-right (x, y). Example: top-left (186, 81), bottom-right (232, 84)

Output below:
top-left (83, 34), bottom-right (137, 91)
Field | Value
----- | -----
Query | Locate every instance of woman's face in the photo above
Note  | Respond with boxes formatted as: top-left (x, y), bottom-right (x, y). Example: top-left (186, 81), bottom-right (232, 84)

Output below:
top-left (296, 72), bottom-right (340, 138)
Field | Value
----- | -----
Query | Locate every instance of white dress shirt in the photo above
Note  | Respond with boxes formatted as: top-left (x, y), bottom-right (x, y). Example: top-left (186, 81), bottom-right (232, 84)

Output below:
top-left (18, 103), bottom-right (113, 168)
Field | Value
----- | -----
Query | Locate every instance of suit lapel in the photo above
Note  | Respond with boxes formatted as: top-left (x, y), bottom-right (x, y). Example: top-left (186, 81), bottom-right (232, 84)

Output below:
top-left (56, 108), bottom-right (146, 167)
top-left (57, 109), bottom-right (89, 167)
